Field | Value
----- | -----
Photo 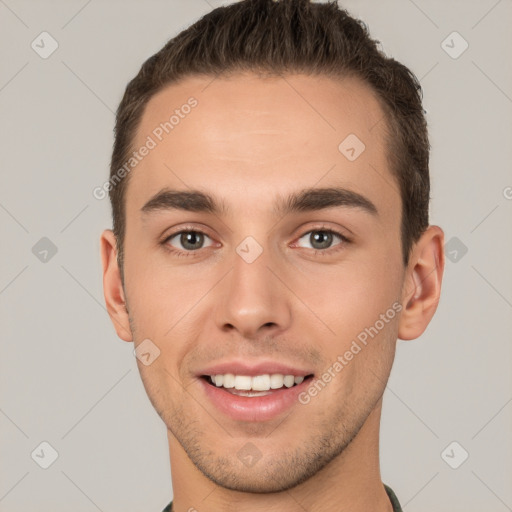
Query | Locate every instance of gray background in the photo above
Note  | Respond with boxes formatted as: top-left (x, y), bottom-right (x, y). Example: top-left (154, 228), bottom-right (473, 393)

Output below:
top-left (1, 0), bottom-right (511, 511)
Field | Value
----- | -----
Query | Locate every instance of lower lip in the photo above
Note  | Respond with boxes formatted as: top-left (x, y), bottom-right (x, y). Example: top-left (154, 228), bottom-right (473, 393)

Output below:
top-left (199, 377), bottom-right (313, 422)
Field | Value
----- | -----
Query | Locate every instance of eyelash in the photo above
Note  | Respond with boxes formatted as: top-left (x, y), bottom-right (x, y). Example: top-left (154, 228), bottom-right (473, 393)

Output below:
top-left (161, 225), bottom-right (351, 258)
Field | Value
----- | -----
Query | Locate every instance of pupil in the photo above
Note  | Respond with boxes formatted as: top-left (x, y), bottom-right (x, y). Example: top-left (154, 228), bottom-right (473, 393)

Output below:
top-left (181, 232), bottom-right (203, 250)
top-left (311, 231), bottom-right (332, 249)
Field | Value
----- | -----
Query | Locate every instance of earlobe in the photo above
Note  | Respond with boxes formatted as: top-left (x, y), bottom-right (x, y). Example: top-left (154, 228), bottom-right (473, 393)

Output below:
top-left (100, 229), bottom-right (133, 342)
top-left (398, 225), bottom-right (445, 341)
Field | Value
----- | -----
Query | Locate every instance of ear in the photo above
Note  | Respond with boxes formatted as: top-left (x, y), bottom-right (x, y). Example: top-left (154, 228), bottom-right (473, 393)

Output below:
top-left (398, 225), bottom-right (445, 341)
top-left (100, 229), bottom-right (132, 342)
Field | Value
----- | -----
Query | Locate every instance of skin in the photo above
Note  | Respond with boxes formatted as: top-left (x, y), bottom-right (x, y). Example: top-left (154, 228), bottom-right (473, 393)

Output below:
top-left (101, 72), bottom-right (445, 512)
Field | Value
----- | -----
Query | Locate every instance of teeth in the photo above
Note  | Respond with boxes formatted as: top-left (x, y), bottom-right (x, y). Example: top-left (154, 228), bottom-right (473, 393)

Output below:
top-left (283, 375), bottom-right (295, 388)
top-left (234, 375), bottom-right (252, 390)
top-left (208, 373), bottom-right (307, 391)
top-left (269, 374), bottom-right (284, 389)
top-left (222, 373), bottom-right (235, 388)
top-left (252, 374), bottom-right (270, 391)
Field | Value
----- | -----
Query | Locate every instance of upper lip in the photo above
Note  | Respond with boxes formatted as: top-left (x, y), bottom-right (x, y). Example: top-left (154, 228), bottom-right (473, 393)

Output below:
top-left (196, 359), bottom-right (314, 377)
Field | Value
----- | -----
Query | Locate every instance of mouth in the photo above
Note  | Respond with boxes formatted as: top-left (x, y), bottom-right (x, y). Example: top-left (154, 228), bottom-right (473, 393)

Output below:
top-left (199, 373), bottom-right (315, 422)
top-left (201, 373), bottom-right (314, 396)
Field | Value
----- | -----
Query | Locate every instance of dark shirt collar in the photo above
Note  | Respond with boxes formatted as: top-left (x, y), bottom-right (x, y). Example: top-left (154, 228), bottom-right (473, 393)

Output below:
top-left (162, 483), bottom-right (403, 511)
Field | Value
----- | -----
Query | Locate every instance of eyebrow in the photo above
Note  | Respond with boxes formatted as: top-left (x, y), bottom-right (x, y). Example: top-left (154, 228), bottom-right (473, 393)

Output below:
top-left (140, 186), bottom-right (378, 218)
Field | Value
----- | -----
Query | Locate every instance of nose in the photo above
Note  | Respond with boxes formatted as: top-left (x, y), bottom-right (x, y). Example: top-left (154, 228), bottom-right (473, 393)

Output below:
top-left (214, 244), bottom-right (292, 340)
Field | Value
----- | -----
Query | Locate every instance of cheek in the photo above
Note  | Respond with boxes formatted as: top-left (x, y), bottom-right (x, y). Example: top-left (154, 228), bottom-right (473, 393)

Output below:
top-left (123, 249), bottom-right (172, 337)
top-left (123, 247), bottom-right (217, 340)
top-left (292, 257), bottom-right (402, 350)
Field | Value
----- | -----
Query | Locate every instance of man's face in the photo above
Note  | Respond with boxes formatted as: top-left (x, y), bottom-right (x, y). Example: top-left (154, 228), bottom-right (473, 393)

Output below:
top-left (121, 73), bottom-right (405, 492)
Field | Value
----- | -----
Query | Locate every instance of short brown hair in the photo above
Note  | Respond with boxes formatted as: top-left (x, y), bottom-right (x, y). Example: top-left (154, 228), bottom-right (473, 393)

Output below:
top-left (109, 0), bottom-right (430, 281)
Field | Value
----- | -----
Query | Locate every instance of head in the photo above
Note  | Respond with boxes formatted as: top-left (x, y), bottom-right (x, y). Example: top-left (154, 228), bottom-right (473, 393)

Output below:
top-left (108, 0), bottom-right (430, 283)
top-left (101, 0), bottom-right (444, 495)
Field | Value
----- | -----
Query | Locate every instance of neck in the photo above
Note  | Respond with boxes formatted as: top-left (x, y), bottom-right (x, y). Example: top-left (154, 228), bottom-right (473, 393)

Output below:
top-left (168, 397), bottom-right (392, 512)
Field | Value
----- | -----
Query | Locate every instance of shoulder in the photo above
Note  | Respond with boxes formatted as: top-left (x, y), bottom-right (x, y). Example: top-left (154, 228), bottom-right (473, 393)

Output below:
top-left (384, 484), bottom-right (403, 512)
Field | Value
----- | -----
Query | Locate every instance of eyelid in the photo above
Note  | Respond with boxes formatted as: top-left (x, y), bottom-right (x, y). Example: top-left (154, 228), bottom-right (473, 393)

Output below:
top-left (161, 224), bottom-right (215, 242)
top-left (292, 221), bottom-right (351, 240)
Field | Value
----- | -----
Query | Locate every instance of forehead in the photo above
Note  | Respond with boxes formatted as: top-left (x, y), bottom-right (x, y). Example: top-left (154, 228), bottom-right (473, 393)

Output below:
top-left (127, 72), bottom-right (400, 224)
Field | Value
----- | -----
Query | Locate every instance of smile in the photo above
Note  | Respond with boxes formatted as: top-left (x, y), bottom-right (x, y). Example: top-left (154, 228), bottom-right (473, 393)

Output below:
top-left (200, 373), bottom-right (315, 422)
top-left (205, 373), bottom-right (308, 394)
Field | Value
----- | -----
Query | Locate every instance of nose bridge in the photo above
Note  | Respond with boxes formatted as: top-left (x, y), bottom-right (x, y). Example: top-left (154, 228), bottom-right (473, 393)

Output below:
top-left (214, 236), bottom-right (291, 337)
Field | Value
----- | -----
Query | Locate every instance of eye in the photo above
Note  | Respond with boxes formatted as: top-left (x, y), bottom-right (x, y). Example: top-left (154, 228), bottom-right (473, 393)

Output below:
top-left (295, 229), bottom-right (349, 251)
top-left (165, 230), bottom-right (214, 252)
